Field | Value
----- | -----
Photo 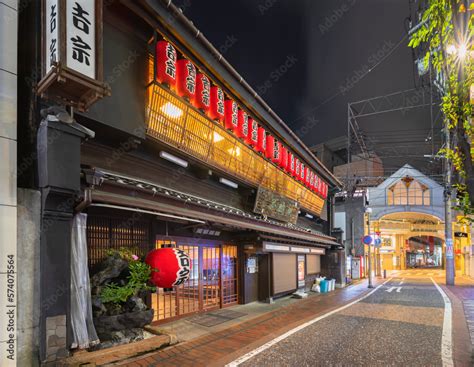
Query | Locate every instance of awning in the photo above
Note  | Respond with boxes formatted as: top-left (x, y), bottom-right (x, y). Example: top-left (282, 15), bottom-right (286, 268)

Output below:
top-left (84, 168), bottom-right (340, 247)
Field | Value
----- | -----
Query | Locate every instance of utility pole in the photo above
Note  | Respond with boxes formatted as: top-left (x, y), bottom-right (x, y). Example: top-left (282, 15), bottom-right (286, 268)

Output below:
top-left (365, 207), bottom-right (373, 288)
top-left (445, 122), bottom-right (455, 285)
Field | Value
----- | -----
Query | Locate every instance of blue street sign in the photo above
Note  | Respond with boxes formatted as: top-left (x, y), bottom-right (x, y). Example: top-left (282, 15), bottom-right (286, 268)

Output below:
top-left (363, 235), bottom-right (372, 245)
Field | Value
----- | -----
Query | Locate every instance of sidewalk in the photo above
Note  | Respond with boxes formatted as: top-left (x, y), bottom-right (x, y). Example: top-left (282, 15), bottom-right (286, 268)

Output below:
top-left (109, 279), bottom-right (382, 367)
top-left (439, 275), bottom-right (474, 367)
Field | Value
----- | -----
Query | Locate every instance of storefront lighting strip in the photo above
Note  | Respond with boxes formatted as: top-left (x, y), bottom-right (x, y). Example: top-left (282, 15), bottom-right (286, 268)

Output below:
top-left (219, 177), bottom-right (239, 189)
top-left (159, 151), bottom-right (189, 168)
top-left (90, 203), bottom-right (206, 224)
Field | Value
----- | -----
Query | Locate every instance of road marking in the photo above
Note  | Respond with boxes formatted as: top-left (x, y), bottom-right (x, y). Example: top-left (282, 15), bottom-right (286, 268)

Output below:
top-left (399, 278), bottom-right (404, 285)
top-left (431, 277), bottom-right (453, 367)
top-left (386, 286), bottom-right (402, 293)
top-left (225, 278), bottom-right (392, 367)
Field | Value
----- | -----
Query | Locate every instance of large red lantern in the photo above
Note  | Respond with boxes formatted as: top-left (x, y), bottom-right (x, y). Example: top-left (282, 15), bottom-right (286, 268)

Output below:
top-left (257, 127), bottom-right (267, 153)
top-left (145, 248), bottom-right (191, 288)
top-left (272, 139), bottom-right (281, 164)
top-left (246, 118), bottom-right (259, 147)
top-left (225, 100), bottom-right (239, 132)
top-left (192, 73), bottom-right (211, 112)
top-left (299, 162), bottom-right (306, 182)
top-left (265, 135), bottom-right (274, 159)
top-left (279, 146), bottom-right (288, 169)
top-left (305, 167), bottom-right (311, 187)
top-left (155, 41), bottom-right (177, 90)
top-left (309, 171), bottom-right (315, 189)
top-left (294, 158), bottom-right (300, 178)
top-left (237, 109), bottom-right (248, 139)
top-left (176, 59), bottom-right (196, 100)
top-left (314, 175), bottom-right (321, 194)
top-left (209, 86), bottom-right (225, 123)
top-left (286, 152), bottom-right (295, 175)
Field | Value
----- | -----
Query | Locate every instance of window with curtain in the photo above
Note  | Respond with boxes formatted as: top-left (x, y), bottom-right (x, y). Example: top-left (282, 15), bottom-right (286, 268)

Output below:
top-left (387, 177), bottom-right (430, 206)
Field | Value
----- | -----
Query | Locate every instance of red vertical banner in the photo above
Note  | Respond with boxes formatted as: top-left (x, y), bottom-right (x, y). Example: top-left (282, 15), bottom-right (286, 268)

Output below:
top-left (237, 109), bottom-right (248, 139)
top-left (224, 100), bottom-right (239, 132)
top-left (192, 73), bottom-right (211, 112)
top-left (279, 146), bottom-right (288, 169)
top-left (266, 135), bottom-right (275, 159)
top-left (247, 118), bottom-right (259, 146)
top-left (155, 41), bottom-right (177, 89)
top-left (176, 59), bottom-right (196, 100)
top-left (257, 127), bottom-right (266, 153)
top-left (209, 86), bottom-right (225, 123)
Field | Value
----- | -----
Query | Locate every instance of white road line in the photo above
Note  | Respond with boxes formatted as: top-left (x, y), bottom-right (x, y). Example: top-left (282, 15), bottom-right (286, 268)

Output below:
top-left (225, 278), bottom-right (392, 367)
top-left (431, 277), bottom-right (454, 367)
top-left (399, 278), bottom-right (404, 285)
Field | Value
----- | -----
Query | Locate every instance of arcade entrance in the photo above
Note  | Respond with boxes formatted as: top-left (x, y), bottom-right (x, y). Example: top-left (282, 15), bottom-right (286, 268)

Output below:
top-left (405, 236), bottom-right (443, 268)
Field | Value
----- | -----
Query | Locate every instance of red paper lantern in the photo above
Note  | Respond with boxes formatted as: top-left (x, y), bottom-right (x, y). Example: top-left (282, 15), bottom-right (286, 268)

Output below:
top-left (279, 146), bottom-right (288, 169)
top-left (225, 100), bottom-right (239, 132)
top-left (318, 177), bottom-right (324, 196)
top-left (294, 159), bottom-right (300, 178)
top-left (314, 175), bottom-right (321, 194)
top-left (309, 171), bottom-right (315, 189)
top-left (209, 86), bottom-right (225, 123)
top-left (299, 162), bottom-right (306, 182)
top-left (155, 41), bottom-right (177, 89)
top-left (145, 248), bottom-right (191, 288)
top-left (176, 59), bottom-right (196, 99)
top-left (247, 118), bottom-right (259, 146)
top-left (305, 168), bottom-right (311, 187)
top-left (272, 139), bottom-right (282, 164)
top-left (286, 152), bottom-right (295, 175)
top-left (257, 127), bottom-right (267, 153)
top-left (192, 73), bottom-right (211, 112)
top-left (237, 109), bottom-right (249, 139)
top-left (266, 135), bottom-right (275, 160)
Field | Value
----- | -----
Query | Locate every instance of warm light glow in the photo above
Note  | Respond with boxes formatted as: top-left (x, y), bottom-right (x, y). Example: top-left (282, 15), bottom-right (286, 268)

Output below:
top-left (446, 44), bottom-right (457, 55)
top-left (213, 132), bottom-right (223, 143)
top-left (161, 102), bottom-right (183, 119)
top-left (228, 146), bottom-right (241, 157)
top-left (458, 43), bottom-right (468, 60)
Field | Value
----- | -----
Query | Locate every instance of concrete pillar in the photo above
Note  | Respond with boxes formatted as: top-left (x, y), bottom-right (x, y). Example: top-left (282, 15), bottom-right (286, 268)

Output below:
top-left (0, 1), bottom-right (18, 365)
top-left (17, 189), bottom-right (41, 366)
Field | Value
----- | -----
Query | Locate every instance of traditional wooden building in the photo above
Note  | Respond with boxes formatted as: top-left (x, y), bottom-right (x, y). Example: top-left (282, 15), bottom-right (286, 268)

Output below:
top-left (17, 0), bottom-right (343, 362)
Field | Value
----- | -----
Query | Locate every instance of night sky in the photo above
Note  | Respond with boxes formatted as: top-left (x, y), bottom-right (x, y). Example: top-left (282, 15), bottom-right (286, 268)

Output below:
top-left (175, 0), bottom-right (442, 176)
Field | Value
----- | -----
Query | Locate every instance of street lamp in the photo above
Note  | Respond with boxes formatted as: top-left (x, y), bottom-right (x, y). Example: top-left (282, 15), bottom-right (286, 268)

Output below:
top-left (365, 207), bottom-right (374, 288)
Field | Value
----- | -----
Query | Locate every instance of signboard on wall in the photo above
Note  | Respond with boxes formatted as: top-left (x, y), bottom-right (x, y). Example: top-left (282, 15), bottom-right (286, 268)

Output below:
top-left (38, 0), bottom-right (110, 111)
top-left (254, 186), bottom-right (300, 224)
top-left (298, 255), bottom-right (305, 288)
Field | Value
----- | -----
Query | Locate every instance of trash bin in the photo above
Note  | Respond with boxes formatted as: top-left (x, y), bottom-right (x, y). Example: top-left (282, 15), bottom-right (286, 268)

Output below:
top-left (320, 279), bottom-right (328, 293)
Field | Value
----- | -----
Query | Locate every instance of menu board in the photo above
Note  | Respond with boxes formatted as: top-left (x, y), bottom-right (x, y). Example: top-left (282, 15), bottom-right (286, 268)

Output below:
top-left (253, 186), bottom-right (300, 224)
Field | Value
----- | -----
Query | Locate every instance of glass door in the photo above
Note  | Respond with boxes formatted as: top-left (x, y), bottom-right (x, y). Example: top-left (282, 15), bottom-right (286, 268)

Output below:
top-left (201, 246), bottom-right (221, 310)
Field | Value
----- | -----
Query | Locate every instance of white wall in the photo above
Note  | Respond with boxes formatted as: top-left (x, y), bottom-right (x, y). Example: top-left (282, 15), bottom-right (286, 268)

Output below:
top-left (0, 1), bottom-right (17, 365)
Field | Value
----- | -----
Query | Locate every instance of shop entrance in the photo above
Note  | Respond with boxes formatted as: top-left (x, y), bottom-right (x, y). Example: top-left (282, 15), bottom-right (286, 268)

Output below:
top-left (152, 240), bottom-right (238, 322)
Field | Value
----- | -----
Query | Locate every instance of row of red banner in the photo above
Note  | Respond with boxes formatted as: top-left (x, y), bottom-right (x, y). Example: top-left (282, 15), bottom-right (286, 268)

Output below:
top-left (155, 40), bottom-right (328, 199)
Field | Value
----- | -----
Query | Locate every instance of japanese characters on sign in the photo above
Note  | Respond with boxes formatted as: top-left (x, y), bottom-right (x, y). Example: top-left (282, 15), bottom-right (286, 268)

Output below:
top-left (45, 0), bottom-right (59, 74)
top-left (156, 41), bottom-right (177, 88)
top-left (209, 86), bottom-right (225, 122)
top-left (176, 59), bottom-right (196, 99)
top-left (192, 73), bottom-right (211, 112)
top-left (66, 0), bottom-right (96, 79)
top-left (247, 118), bottom-right (259, 146)
top-left (224, 100), bottom-right (239, 131)
top-left (238, 109), bottom-right (249, 139)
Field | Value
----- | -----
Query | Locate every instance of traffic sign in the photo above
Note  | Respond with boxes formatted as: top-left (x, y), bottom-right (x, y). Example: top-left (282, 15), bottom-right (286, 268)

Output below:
top-left (363, 235), bottom-right (373, 245)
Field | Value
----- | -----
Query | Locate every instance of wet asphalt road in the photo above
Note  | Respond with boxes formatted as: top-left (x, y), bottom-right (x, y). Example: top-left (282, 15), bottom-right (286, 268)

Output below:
top-left (239, 277), bottom-right (446, 367)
